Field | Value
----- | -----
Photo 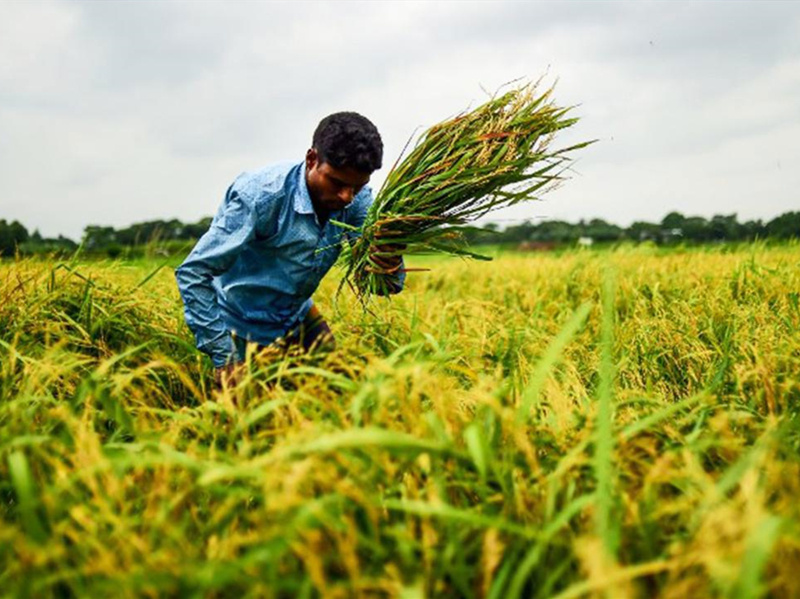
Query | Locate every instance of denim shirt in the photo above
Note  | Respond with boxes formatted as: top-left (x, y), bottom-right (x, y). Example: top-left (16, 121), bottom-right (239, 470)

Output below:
top-left (175, 160), bottom-right (404, 367)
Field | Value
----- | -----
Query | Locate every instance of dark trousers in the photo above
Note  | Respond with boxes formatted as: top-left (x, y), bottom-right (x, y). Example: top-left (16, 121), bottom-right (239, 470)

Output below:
top-left (231, 304), bottom-right (335, 363)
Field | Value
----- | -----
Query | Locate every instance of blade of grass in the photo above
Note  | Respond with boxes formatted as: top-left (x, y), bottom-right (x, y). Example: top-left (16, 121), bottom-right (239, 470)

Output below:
top-left (595, 269), bottom-right (618, 556)
top-left (516, 302), bottom-right (592, 424)
top-left (7, 451), bottom-right (49, 544)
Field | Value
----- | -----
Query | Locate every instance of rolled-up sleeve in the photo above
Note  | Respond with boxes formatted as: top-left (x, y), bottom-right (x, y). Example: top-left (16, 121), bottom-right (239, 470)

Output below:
top-left (175, 184), bottom-right (256, 366)
top-left (348, 189), bottom-right (406, 295)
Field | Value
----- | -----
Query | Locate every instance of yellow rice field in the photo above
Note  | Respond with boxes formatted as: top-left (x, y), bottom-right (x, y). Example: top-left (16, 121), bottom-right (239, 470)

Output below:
top-left (1, 244), bottom-right (799, 598)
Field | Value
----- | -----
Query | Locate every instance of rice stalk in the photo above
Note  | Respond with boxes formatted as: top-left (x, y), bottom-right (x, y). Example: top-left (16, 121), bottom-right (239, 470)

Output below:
top-left (338, 79), bottom-right (595, 302)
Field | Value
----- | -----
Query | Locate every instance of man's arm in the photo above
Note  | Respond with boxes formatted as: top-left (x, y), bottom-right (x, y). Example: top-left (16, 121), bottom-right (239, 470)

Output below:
top-left (175, 184), bottom-right (257, 367)
top-left (347, 188), bottom-right (406, 295)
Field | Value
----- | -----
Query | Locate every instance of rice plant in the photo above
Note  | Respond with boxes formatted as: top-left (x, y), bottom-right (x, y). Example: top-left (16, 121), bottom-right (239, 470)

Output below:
top-left (1, 243), bottom-right (799, 597)
top-left (338, 80), bottom-right (594, 301)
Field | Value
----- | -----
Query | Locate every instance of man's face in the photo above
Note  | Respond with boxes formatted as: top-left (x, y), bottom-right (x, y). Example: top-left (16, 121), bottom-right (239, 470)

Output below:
top-left (305, 148), bottom-right (371, 213)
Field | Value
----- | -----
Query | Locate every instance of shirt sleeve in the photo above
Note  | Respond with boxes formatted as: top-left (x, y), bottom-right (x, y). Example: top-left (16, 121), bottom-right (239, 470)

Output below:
top-left (175, 183), bottom-right (257, 366)
top-left (347, 187), bottom-right (406, 295)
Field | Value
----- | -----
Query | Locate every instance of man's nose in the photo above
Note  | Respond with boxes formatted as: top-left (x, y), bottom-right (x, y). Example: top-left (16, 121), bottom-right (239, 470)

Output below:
top-left (338, 187), bottom-right (355, 203)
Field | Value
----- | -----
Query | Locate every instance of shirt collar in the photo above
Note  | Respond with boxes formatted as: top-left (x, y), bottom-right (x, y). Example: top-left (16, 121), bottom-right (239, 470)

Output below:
top-left (294, 161), bottom-right (316, 215)
top-left (294, 160), bottom-right (354, 216)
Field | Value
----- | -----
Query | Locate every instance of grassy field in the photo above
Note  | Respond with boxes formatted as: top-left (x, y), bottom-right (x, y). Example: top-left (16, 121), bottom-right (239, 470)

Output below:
top-left (1, 244), bottom-right (799, 598)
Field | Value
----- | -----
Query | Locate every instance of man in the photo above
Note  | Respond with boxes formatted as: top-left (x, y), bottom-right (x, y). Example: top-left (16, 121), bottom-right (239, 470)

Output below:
top-left (175, 112), bottom-right (404, 384)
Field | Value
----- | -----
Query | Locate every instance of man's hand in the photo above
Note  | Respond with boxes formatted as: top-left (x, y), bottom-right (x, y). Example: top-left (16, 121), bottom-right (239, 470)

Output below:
top-left (368, 242), bottom-right (406, 273)
top-left (367, 240), bottom-right (406, 296)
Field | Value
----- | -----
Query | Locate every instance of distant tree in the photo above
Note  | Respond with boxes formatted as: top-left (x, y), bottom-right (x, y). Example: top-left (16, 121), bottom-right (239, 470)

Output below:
top-left (661, 212), bottom-right (686, 230)
top-left (8, 221), bottom-right (28, 245)
top-left (82, 226), bottom-right (117, 249)
top-left (20, 233), bottom-right (79, 256)
top-left (681, 217), bottom-right (711, 242)
top-left (627, 221), bottom-right (661, 241)
top-left (502, 220), bottom-right (538, 243)
top-left (583, 218), bottom-right (623, 242)
top-left (765, 212), bottom-right (800, 240)
top-left (57, 235), bottom-right (77, 247)
top-left (531, 220), bottom-right (577, 242)
top-left (9, 208), bottom-right (800, 257)
top-left (740, 219), bottom-right (765, 240)
top-left (0, 219), bottom-right (29, 256)
top-left (708, 214), bottom-right (741, 241)
top-left (111, 217), bottom-right (212, 246)
top-left (0, 221), bottom-right (10, 256)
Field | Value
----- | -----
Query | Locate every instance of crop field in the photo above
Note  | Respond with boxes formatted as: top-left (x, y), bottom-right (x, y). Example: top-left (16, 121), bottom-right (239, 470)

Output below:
top-left (1, 244), bottom-right (799, 598)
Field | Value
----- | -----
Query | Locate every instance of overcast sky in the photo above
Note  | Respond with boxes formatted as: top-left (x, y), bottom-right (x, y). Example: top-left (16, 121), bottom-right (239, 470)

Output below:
top-left (1, 1), bottom-right (798, 240)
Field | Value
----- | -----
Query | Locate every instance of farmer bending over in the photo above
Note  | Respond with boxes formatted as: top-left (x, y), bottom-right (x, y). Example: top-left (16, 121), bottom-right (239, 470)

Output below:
top-left (175, 112), bottom-right (404, 385)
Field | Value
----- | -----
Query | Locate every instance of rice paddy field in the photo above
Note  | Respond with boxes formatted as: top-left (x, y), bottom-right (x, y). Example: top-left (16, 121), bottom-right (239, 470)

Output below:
top-left (1, 243), bottom-right (799, 598)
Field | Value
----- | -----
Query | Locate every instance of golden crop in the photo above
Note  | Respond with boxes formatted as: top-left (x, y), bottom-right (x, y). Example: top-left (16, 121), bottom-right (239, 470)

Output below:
top-left (1, 244), bottom-right (799, 598)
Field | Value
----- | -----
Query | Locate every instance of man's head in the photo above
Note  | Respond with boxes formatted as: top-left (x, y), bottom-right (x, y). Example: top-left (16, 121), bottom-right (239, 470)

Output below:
top-left (305, 112), bottom-right (383, 213)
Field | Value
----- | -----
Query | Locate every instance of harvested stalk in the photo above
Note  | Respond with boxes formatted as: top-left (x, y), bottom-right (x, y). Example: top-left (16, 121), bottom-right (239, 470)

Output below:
top-left (337, 79), bottom-right (595, 302)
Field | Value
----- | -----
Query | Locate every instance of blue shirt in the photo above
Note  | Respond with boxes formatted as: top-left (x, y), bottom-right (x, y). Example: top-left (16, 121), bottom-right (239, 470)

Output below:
top-left (175, 160), bottom-right (404, 367)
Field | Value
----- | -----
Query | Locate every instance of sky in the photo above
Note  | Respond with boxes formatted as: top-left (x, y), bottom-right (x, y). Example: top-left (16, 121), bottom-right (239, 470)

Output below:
top-left (1, 0), bottom-right (798, 240)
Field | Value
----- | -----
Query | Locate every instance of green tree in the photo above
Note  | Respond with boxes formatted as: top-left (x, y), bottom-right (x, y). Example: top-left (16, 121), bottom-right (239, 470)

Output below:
top-left (583, 218), bottom-right (623, 242)
top-left (682, 217), bottom-right (711, 242)
top-left (765, 212), bottom-right (800, 239)
top-left (0, 219), bottom-right (29, 256)
top-left (82, 226), bottom-right (117, 249)
top-left (627, 221), bottom-right (661, 241)
top-left (708, 214), bottom-right (742, 241)
top-left (661, 212), bottom-right (686, 230)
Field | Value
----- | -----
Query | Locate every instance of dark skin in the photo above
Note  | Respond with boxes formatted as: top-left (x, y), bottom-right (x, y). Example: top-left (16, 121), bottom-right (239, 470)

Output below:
top-left (305, 146), bottom-right (405, 279)
top-left (305, 148), bottom-right (370, 223)
top-left (215, 148), bottom-right (405, 388)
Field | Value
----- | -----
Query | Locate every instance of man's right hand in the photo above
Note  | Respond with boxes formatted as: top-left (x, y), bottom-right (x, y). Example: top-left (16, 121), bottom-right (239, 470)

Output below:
top-left (368, 242), bottom-right (407, 273)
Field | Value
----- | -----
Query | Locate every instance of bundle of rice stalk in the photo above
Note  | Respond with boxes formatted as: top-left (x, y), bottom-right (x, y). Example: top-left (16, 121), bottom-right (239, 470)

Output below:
top-left (337, 79), bottom-right (594, 302)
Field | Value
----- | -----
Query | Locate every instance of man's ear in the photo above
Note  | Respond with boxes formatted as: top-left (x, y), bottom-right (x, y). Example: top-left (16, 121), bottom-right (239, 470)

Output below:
top-left (305, 148), bottom-right (318, 171)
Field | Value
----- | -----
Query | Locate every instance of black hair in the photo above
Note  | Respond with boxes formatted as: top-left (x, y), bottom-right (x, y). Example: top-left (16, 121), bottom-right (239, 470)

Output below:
top-left (312, 112), bottom-right (383, 173)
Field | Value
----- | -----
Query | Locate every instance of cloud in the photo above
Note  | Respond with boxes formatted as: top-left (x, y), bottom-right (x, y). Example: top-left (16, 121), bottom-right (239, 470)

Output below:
top-left (0, 0), bottom-right (798, 238)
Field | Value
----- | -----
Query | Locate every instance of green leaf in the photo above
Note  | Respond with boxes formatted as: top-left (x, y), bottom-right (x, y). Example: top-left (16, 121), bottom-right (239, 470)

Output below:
top-left (8, 451), bottom-right (49, 544)
top-left (515, 302), bottom-right (592, 424)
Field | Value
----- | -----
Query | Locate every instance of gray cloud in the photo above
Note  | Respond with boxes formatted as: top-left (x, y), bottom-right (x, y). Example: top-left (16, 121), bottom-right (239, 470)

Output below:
top-left (0, 0), bottom-right (798, 239)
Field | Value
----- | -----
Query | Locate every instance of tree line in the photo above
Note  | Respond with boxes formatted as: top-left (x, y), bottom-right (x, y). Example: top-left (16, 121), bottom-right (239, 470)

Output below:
top-left (463, 211), bottom-right (800, 246)
top-left (0, 217), bottom-right (212, 257)
top-left (1, 210), bottom-right (798, 257)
